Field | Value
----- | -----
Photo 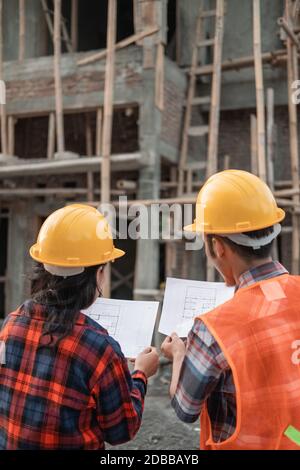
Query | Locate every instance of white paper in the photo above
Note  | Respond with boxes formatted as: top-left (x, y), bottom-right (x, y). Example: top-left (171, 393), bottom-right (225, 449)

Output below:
top-left (83, 298), bottom-right (159, 358)
top-left (159, 277), bottom-right (235, 337)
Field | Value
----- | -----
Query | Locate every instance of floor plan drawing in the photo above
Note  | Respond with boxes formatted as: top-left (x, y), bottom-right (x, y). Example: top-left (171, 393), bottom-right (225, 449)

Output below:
top-left (82, 298), bottom-right (159, 358)
top-left (159, 278), bottom-right (235, 337)
top-left (183, 286), bottom-right (217, 320)
top-left (87, 303), bottom-right (121, 336)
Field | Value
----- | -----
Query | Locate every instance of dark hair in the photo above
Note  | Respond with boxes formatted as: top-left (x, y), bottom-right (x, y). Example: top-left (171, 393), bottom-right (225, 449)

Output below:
top-left (207, 226), bottom-right (275, 260)
top-left (27, 263), bottom-right (103, 348)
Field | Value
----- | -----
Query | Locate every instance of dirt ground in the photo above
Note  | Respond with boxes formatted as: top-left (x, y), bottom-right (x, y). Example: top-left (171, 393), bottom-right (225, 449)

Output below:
top-left (110, 365), bottom-right (199, 451)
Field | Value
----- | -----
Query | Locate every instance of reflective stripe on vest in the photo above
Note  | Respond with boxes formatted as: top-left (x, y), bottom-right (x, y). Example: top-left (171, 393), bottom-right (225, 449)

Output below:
top-left (197, 274), bottom-right (300, 450)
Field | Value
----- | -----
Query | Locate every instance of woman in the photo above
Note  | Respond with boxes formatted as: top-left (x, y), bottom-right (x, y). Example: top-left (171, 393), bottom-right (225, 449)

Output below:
top-left (0, 204), bottom-right (159, 449)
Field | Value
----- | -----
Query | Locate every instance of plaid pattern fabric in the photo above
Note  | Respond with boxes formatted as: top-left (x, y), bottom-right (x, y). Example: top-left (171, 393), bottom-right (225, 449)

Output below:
top-left (0, 300), bottom-right (147, 450)
top-left (172, 261), bottom-right (288, 443)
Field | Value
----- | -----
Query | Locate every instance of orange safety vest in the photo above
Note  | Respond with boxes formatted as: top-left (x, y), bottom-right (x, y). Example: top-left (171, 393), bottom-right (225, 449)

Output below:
top-left (197, 274), bottom-right (300, 450)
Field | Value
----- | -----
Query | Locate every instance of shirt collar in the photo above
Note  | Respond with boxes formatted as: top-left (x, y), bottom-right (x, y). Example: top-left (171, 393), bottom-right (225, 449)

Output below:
top-left (237, 261), bottom-right (289, 291)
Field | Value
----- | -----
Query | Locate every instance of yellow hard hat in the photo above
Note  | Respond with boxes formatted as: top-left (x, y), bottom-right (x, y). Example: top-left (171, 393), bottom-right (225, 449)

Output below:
top-left (184, 170), bottom-right (285, 234)
top-left (30, 204), bottom-right (125, 268)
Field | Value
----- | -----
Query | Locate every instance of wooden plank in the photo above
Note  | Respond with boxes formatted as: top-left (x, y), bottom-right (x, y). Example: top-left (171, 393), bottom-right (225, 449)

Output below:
top-left (71, 0), bottom-right (78, 52)
top-left (250, 114), bottom-right (258, 175)
top-left (77, 26), bottom-right (159, 66)
top-left (47, 112), bottom-right (55, 159)
top-left (253, 0), bottom-right (267, 181)
top-left (155, 42), bottom-right (164, 111)
top-left (54, 0), bottom-right (65, 153)
top-left (207, 0), bottom-right (225, 177)
top-left (0, 0), bottom-right (7, 155)
top-left (19, 0), bottom-right (25, 61)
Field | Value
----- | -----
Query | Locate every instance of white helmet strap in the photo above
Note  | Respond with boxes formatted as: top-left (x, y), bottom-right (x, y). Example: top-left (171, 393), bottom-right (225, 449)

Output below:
top-left (44, 264), bottom-right (85, 277)
top-left (219, 224), bottom-right (281, 250)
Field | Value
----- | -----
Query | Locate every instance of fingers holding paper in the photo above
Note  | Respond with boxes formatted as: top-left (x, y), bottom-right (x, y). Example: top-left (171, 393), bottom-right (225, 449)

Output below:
top-left (134, 347), bottom-right (159, 378)
top-left (161, 333), bottom-right (186, 361)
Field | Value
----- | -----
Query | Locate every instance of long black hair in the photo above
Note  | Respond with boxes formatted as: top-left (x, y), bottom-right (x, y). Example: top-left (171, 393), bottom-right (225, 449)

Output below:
top-left (26, 263), bottom-right (104, 348)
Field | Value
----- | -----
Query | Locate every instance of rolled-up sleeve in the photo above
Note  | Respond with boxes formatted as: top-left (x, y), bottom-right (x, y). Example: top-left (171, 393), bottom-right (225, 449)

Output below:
top-left (95, 350), bottom-right (147, 446)
top-left (171, 319), bottom-right (227, 423)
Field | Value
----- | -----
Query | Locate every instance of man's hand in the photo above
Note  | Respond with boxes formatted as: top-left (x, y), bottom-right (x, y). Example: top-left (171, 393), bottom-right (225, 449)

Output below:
top-left (134, 347), bottom-right (159, 378)
top-left (161, 333), bottom-right (186, 361)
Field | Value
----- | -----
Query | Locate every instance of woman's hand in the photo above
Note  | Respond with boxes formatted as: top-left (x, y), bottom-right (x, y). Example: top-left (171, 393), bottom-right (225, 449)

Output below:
top-left (161, 333), bottom-right (186, 361)
top-left (134, 347), bottom-right (159, 378)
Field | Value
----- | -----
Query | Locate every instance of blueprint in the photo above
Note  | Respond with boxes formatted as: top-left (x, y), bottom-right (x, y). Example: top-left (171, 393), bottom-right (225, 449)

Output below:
top-left (83, 298), bottom-right (159, 358)
top-left (159, 277), bottom-right (235, 337)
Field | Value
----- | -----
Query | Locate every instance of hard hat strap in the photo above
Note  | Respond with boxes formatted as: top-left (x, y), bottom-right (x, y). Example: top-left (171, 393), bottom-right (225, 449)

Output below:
top-left (219, 224), bottom-right (281, 250)
top-left (44, 264), bottom-right (85, 277)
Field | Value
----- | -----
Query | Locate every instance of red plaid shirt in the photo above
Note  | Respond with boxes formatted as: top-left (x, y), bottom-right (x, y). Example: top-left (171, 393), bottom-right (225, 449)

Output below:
top-left (0, 300), bottom-right (147, 449)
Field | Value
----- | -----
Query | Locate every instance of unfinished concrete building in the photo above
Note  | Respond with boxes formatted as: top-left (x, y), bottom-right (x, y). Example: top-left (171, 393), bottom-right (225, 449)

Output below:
top-left (0, 0), bottom-right (299, 320)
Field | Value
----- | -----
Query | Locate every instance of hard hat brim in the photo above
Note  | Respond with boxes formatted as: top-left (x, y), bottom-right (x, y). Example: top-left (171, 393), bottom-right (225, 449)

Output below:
top-left (183, 207), bottom-right (286, 234)
top-left (29, 245), bottom-right (125, 267)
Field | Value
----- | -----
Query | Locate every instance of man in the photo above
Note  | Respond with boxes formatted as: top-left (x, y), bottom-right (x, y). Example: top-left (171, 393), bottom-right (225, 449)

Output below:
top-left (161, 170), bottom-right (300, 450)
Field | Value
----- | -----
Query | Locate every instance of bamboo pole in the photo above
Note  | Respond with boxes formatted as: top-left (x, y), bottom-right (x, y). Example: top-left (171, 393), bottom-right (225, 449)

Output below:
top-left (101, 0), bottom-right (117, 297)
top-left (54, 0), bottom-right (65, 153)
top-left (155, 42), bottom-right (165, 111)
top-left (278, 17), bottom-right (300, 49)
top-left (101, 0), bottom-right (116, 204)
top-left (96, 108), bottom-right (102, 156)
top-left (47, 112), bottom-right (55, 159)
top-left (286, 0), bottom-right (300, 274)
top-left (267, 88), bottom-right (275, 190)
top-left (77, 26), bottom-right (159, 66)
top-left (8, 116), bottom-right (15, 156)
top-left (0, 0), bottom-right (7, 155)
top-left (253, 0), bottom-right (266, 182)
top-left (207, 0), bottom-right (225, 177)
top-left (194, 49), bottom-right (288, 76)
top-left (61, 17), bottom-right (73, 53)
top-left (85, 113), bottom-right (94, 202)
top-left (40, 0), bottom-right (54, 37)
top-left (71, 0), bottom-right (78, 52)
top-left (223, 154), bottom-right (231, 170)
top-left (85, 113), bottom-right (93, 156)
top-left (19, 0), bottom-right (25, 61)
top-left (178, 5), bottom-right (204, 196)
top-left (250, 114), bottom-right (258, 175)
top-left (266, 88), bottom-right (278, 260)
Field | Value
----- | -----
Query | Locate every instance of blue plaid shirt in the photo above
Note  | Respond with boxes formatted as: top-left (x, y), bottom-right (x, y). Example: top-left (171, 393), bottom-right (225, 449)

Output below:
top-left (171, 261), bottom-right (288, 442)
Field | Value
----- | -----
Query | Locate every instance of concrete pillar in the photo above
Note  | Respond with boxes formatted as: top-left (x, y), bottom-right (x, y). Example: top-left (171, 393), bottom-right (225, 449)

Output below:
top-left (134, 68), bottom-right (161, 298)
top-left (6, 202), bottom-right (37, 313)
